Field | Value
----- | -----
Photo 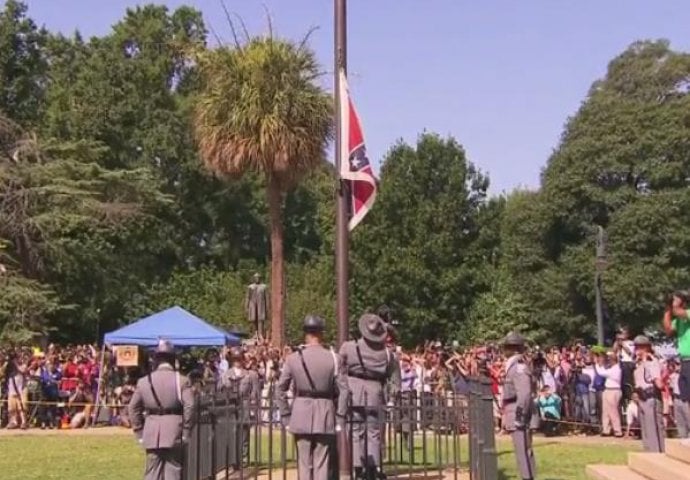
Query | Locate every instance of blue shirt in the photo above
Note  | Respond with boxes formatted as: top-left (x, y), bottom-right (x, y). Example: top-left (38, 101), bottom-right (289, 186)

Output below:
top-left (41, 368), bottom-right (62, 398)
top-left (537, 393), bottom-right (562, 419)
top-left (401, 368), bottom-right (417, 392)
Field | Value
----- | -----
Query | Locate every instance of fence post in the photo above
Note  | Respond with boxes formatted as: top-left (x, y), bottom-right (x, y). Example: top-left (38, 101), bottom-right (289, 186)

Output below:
top-left (479, 375), bottom-right (498, 480)
top-left (468, 377), bottom-right (477, 480)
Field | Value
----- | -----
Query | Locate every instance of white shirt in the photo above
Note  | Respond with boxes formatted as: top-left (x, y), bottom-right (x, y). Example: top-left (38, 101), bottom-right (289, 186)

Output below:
top-left (540, 369), bottom-right (557, 391)
top-left (619, 341), bottom-right (635, 362)
top-left (671, 372), bottom-right (681, 396)
top-left (625, 401), bottom-right (639, 425)
top-left (595, 363), bottom-right (622, 389)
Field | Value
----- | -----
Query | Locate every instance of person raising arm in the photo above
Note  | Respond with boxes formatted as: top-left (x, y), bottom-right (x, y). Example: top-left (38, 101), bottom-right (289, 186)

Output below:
top-left (668, 292), bottom-right (690, 406)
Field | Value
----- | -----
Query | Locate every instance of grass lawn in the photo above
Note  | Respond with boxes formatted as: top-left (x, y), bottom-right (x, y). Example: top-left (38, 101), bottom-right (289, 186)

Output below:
top-left (0, 433), bottom-right (636, 480)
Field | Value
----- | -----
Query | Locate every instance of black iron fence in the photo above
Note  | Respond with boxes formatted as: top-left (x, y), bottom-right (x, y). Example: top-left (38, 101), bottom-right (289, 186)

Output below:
top-left (184, 376), bottom-right (497, 480)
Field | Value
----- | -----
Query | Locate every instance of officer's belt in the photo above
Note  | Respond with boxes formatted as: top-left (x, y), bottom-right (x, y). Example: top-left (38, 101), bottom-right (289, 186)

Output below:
top-left (635, 387), bottom-right (660, 401)
top-left (348, 371), bottom-right (386, 382)
top-left (296, 390), bottom-right (334, 399)
top-left (502, 397), bottom-right (516, 406)
top-left (147, 407), bottom-right (183, 416)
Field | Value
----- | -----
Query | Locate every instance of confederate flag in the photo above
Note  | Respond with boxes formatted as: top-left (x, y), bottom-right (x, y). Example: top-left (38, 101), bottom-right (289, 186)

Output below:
top-left (338, 69), bottom-right (377, 231)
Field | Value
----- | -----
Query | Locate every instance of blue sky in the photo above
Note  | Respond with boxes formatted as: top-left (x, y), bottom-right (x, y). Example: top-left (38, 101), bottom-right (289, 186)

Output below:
top-left (23, 0), bottom-right (690, 193)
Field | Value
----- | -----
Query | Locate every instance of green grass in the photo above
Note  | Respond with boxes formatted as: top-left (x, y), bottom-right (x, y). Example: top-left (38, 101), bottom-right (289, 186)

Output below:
top-left (495, 440), bottom-right (635, 480)
top-left (0, 433), bottom-right (636, 480)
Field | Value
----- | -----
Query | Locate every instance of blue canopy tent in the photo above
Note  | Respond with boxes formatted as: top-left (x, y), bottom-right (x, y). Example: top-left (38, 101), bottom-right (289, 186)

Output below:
top-left (95, 307), bottom-right (237, 417)
top-left (104, 306), bottom-right (240, 347)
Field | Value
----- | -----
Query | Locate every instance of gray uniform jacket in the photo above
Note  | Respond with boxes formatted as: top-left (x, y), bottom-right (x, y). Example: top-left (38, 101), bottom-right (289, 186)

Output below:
top-left (274, 344), bottom-right (349, 435)
top-left (340, 339), bottom-right (399, 407)
top-left (634, 358), bottom-right (661, 393)
top-left (221, 367), bottom-right (260, 418)
top-left (129, 363), bottom-right (195, 449)
top-left (502, 354), bottom-right (532, 431)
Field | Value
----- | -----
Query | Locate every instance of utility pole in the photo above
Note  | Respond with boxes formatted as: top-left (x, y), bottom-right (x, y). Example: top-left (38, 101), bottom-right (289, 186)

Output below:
top-left (595, 225), bottom-right (607, 345)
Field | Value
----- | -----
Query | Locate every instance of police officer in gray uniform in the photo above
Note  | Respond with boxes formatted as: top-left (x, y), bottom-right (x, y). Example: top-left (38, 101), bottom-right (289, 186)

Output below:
top-left (340, 314), bottom-right (400, 480)
top-left (129, 340), bottom-right (195, 480)
top-left (633, 335), bottom-right (665, 452)
top-left (220, 347), bottom-right (260, 469)
top-left (275, 315), bottom-right (349, 480)
top-left (501, 332), bottom-right (536, 480)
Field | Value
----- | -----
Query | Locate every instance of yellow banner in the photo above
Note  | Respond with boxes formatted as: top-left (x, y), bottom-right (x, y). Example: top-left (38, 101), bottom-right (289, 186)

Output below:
top-left (116, 345), bottom-right (139, 367)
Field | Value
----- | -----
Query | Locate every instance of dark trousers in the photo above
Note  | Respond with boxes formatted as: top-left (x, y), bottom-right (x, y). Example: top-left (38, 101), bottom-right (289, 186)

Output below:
top-left (621, 362), bottom-right (635, 401)
top-left (38, 401), bottom-right (58, 427)
top-left (680, 359), bottom-right (690, 402)
top-left (542, 412), bottom-right (559, 437)
top-left (574, 394), bottom-right (587, 424)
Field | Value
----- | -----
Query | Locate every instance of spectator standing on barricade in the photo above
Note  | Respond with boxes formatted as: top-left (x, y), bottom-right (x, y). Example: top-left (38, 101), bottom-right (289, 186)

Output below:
top-left (275, 315), bottom-right (348, 480)
top-left (633, 335), bottom-right (665, 452)
top-left (129, 340), bottom-right (195, 480)
top-left (665, 290), bottom-right (690, 433)
top-left (594, 351), bottom-right (623, 437)
top-left (615, 327), bottom-right (635, 402)
top-left (501, 332), bottom-right (536, 480)
top-left (340, 314), bottom-right (400, 480)
top-left (669, 359), bottom-right (690, 438)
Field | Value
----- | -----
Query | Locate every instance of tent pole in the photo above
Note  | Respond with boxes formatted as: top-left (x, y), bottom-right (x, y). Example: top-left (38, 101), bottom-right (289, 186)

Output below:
top-left (93, 343), bottom-right (107, 424)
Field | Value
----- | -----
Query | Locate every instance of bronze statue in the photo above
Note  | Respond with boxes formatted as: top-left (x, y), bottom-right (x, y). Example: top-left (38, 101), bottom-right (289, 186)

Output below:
top-left (244, 273), bottom-right (268, 340)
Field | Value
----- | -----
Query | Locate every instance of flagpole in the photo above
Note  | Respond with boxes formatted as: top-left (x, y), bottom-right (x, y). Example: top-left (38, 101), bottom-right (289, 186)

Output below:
top-left (335, 0), bottom-right (348, 349)
top-left (335, 0), bottom-right (352, 477)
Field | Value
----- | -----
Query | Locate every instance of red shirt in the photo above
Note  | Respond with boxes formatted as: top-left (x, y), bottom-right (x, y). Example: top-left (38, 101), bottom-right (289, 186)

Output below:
top-left (78, 362), bottom-right (93, 387)
top-left (60, 362), bottom-right (79, 392)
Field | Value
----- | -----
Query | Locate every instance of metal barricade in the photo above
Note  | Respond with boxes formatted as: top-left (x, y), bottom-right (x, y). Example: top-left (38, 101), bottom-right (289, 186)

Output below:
top-left (184, 377), bottom-right (497, 480)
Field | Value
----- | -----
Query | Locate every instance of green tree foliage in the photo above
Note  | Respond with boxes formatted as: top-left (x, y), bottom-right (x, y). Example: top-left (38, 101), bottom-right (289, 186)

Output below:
top-left (507, 40), bottom-right (690, 341)
top-left (5, 1), bottom-right (690, 347)
top-left (0, 0), bottom-right (47, 126)
top-left (351, 133), bottom-right (489, 345)
top-left (192, 31), bottom-right (333, 346)
top-left (0, 110), bottom-right (165, 340)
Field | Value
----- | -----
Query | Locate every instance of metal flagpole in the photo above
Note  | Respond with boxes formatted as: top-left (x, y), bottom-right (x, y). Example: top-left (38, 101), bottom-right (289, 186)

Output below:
top-left (335, 0), bottom-right (349, 349)
top-left (335, 0), bottom-right (352, 477)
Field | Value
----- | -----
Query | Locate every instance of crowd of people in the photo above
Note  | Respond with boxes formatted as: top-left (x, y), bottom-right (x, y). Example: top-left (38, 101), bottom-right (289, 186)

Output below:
top-left (0, 326), bottom-right (685, 440)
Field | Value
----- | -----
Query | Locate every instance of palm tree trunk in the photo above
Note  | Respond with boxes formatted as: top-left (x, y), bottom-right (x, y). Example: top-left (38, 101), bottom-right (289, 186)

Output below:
top-left (267, 176), bottom-right (285, 347)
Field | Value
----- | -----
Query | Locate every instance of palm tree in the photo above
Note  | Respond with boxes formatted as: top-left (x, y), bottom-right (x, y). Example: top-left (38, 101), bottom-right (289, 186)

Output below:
top-left (193, 32), bottom-right (332, 346)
